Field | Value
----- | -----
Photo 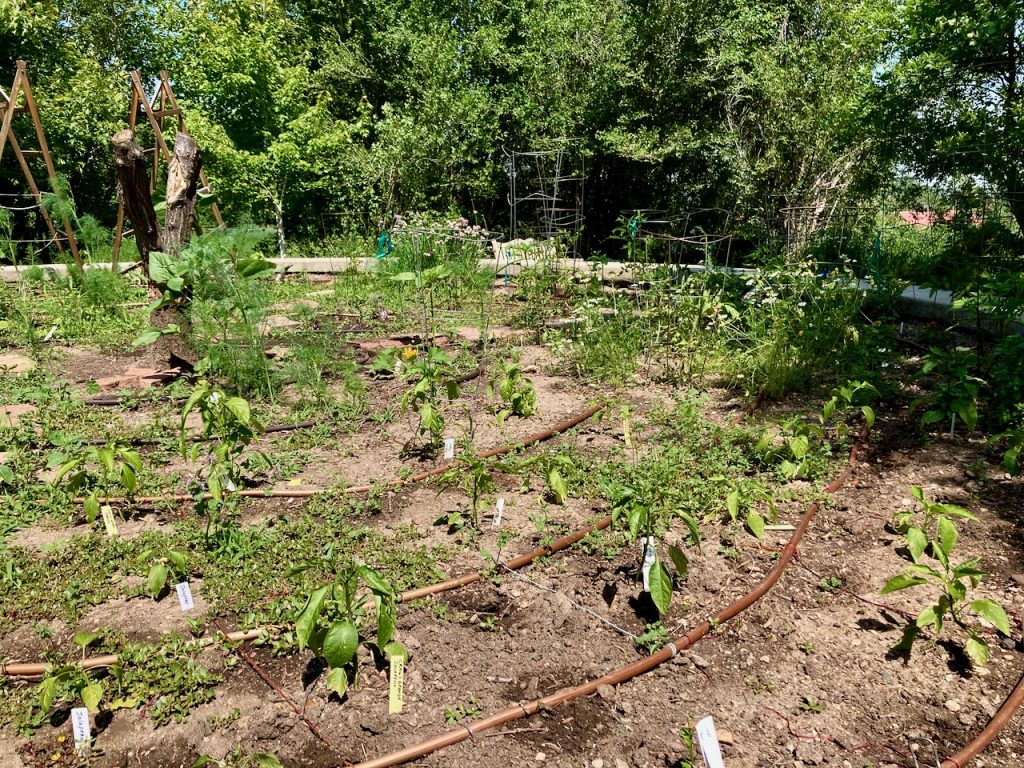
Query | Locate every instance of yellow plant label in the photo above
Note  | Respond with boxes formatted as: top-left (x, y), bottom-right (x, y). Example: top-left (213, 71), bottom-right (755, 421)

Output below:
top-left (100, 506), bottom-right (118, 538)
top-left (388, 655), bottom-right (405, 715)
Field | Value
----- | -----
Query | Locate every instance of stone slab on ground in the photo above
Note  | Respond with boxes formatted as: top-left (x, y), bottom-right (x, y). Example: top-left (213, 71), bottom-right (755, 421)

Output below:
top-left (0, 404), bottom-right (37, 428)
top-left (0, 353), bottom-right (36, 374)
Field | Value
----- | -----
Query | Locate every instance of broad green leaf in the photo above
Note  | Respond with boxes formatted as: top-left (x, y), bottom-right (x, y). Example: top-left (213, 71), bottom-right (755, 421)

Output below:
top-left (323, 621), bottom-right (359, 668)
top-left (958, 402), bottom-right (978, 430)
top-left (38, 676), bottom-right (58, 712)
top-left (249, 756), bottom-right (284, 768)
top-left (383, 641), bottom-right (408, 661)
top-left (74, 631), bottom-right (101, 648)
top-left (648, 561), bottom-right (673, 616)
top-left (548, 468), bottom-right (568, 505)
top-left (295, 585), bottom-right (330, 652)
top-left (880, 573), bottom-right (927, 594)
top-left (131, 328), bottom-right (164, 348)
top-left (726, 489), bottom-right (739, 520)
top-left (378, 605), bottom-right (396, 649)
top-left (861, 405), bottom-right (875, 427)
top-left (225, 397), bottom-right (251, 425)
top-left (148, 563), bottom-right (169, 599)
top-left (167, 549), bottom-right (187, 575)
top-left (746, 509), bottom-right (765, 540)
top-left (915, 605), bottom-right (942, 633)
top-left (325, 666), bottom-right (348, 697)
top-left (970, 599), bottom-right (1011, 636)
top-left (81, 682), bottom-right (103, 713)
top-left (667, 545), bottom-right (689, 579)
top-left (358, 566), bottom-right (394, 597)
top-left (906, 527), bottom-right (927, 563)
top-left (910, 486), bottom-right (925, 503)
top-left (84, 493), bottom-right (100, 523)
top-left (965, 635), bottom-right (990, 666)
top-left (934, 503), bottom-right (976, 520)
top-left (148, 252), bottom-right (176, 283)
top-left (789, 435), bottom-right (809, 460)
top-left (389, 272), bottom-right (417, 282)
top-left (937, 517), bottom-right (957, 558)
top-left (236, 258), bottom-right (275, 279)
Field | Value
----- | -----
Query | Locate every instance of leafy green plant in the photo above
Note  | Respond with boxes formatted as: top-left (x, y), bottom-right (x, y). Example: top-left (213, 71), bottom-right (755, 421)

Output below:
top-left (890, 486), bottom-right (977, 541)
top-left (724, 481), bottom-right (776, 539)
top-left (882, 501), bottom-right (1010, 665)
top-left (817, 576), bottom-right (843, 593)
top-left (289, 560), bottom-right (404, 698)
top-left (634, 621), bottom-right (669, 654)
top-left (911, 347), bottom-right (984, 432)
top-left (180, 384), bottom-right (262, 542)
top-left (993, 427), bottom-right (1024, 475)
top-left (396, 345), bottom-right (460, 452)
top-left (36, 632), bottom-right (107, 718)
top-left (137, 545), bottom-right (189, 599)
top-left (799, 696), bottom-right (826, 713)
top-left (54, 439), bottom-right (143, 520)
top-left (439, 453), bottom-right (497, 528)
top-left (487, 357), bottom-right (537, 423)
top-left (443, 696), bottom-right (481, 725)
top-left (613, 483), bottom-right (695, 616)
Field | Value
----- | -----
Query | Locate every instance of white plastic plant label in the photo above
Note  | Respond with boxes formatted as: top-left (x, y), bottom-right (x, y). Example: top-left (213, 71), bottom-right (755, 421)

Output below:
top-left (641, 536), bottom-right (657, 592)
top-left (492, 497), bottom-right (505, 528)
top-left (175, 582), bottom-right (195, 612)
top-left (71, 707), bottom-right (90, 752)
top-left (100, 505), bottom-right (118, 538)
top-left (443, 438), bottom-right (455, 460)
top-left (388, 654), bottom-right (406, 715)
top-left (696, 715), bottom-right (726, 768)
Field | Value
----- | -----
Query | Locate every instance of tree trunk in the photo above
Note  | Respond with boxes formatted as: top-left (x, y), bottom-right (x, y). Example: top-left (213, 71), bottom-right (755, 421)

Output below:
top-left (163, 132), bottom-right (201, 254)
top-left (112, 129), bottom-right (160, 275)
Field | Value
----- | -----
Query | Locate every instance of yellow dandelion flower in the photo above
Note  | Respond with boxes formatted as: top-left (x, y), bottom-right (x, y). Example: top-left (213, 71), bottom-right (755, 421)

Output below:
top-left (401, 346), bottom-right (417, 360)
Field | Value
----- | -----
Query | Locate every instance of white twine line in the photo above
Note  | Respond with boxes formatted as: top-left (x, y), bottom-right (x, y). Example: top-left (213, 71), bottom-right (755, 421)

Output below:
top-left (494, 560), bottom-right (639, 640)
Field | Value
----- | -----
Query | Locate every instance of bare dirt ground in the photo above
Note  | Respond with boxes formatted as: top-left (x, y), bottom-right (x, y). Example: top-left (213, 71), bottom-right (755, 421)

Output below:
top-left (2, 338), bottom-right (1023, 768)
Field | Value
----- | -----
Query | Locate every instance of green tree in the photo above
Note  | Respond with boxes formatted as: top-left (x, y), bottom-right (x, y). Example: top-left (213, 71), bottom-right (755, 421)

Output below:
top-left (876, 0), bottom-right (1024, 230)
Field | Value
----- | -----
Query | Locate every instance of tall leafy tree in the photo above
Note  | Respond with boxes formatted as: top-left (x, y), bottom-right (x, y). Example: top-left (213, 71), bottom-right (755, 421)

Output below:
top-left (876, 0), bottom-right (1024, 230)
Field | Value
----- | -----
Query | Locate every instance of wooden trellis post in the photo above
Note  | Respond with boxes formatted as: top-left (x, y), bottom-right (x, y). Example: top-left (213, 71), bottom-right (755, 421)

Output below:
top-left (0, 60), bottom-right (82, 267)
top-left (112, 70), bottom-right (224, 265)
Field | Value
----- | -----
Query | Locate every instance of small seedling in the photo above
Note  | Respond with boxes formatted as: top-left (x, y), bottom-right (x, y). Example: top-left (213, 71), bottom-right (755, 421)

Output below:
top-left (799, 696), bottom-right (826, 713)
top-left (443, 696), bottom-right (481, 725)
top-left (817, 576), bottom-right (843, 593)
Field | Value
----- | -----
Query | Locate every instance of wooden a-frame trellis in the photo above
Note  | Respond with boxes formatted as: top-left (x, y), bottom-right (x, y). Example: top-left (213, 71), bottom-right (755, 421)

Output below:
top-left (112, 70), bottom-right (224, 264)
top-left (0, 60), bottom-right (81, 267)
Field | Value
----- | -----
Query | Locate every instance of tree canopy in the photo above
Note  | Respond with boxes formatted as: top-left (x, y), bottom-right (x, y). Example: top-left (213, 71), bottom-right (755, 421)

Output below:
top-left (1, 0), bottom-right (1020, 250)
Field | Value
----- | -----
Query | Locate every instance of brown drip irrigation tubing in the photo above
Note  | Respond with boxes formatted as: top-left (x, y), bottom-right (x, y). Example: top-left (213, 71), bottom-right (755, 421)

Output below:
top-left (940, 670), bottom-right (1024, 768)
top-left (345, 421), bottom-right (872, 768)
top-left (82, 420), bottom-right (319, 447)
top-left (0, 628), bottom-right (265, 679)
top-left (0, 513), bottom-right (614, 680)
top-left (6, 407), bottom-right (606, 679)
top-left (81, 403), bottom-right (604, 505)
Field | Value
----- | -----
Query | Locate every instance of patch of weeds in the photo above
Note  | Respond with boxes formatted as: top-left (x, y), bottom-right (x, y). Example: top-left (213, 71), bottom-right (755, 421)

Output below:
top-left (634, 622), bottom-right (668, 654)
top-left (817, 576), bottom-right (843, 593)
top-left (444, 696), bottom-right (481, 725)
